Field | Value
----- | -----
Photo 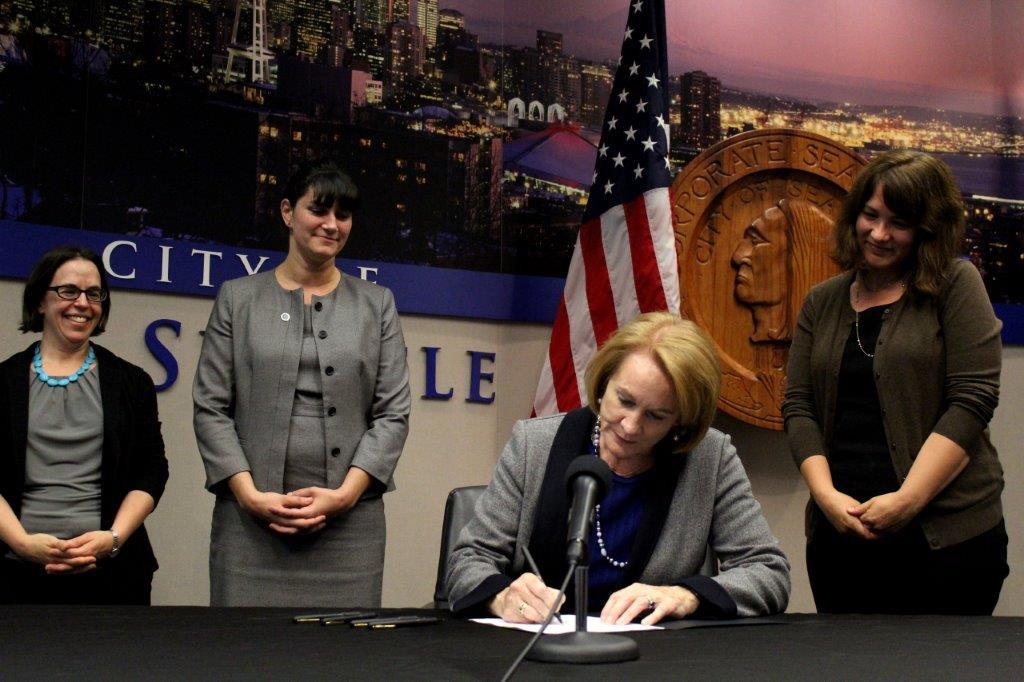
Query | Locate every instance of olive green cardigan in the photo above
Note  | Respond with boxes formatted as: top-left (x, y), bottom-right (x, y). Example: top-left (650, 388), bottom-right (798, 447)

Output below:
top-left (783, 259), bottom-right (1004, 548)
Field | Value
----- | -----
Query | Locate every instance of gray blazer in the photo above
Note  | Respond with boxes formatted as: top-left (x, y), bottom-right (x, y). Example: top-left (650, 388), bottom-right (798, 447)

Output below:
top-left (193, 270), bottom-right (411, 494)
top-left (446, 409), bottom-right (790, 617)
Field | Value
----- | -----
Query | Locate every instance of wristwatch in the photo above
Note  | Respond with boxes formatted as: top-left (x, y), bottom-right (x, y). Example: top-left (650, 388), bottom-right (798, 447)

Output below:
top-left (109, 529), bottom-right (121, 558)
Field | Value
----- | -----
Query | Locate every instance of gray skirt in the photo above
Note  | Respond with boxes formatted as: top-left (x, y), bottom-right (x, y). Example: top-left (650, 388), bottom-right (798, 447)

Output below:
top-left (209, 415), bottom-right (385, 608)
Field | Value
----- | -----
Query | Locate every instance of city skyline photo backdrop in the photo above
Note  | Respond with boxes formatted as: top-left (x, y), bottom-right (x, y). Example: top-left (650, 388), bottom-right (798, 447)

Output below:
top-left (0, 0), bottom-right (1021, 322)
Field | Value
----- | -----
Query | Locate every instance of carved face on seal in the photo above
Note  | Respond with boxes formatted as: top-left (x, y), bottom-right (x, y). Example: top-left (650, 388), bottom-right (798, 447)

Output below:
top-left (731, 204), bottom-right (789, 308)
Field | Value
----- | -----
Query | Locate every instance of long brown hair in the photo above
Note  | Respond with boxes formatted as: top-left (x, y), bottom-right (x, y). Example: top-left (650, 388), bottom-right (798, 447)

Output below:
top-left (833, 150), bottom-right (964, 296)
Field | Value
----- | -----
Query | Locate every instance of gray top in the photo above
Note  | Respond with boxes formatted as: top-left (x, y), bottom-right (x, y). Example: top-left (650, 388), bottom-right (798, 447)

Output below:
top-left (283, 304), bottom-right (328, 492)
top-left (292, 304), bottom-right (325, 416)
top-left (19, 363), bottom-right (103, 540)
top-left (194, 270), bottom-right (411, 495)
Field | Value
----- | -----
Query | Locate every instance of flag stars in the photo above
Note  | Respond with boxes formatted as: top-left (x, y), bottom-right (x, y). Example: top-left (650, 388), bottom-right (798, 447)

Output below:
top-left (639, 34), bottom-right (653, 49)
top-left (633, 164), bottom-right (645, 180)
top-left (628, 62), bottom-right (640, 77)
top-left (612, 152), bottom-right (626, 167)
top-left (664, 156), bottom-right (672, 171)
top-left (641, 136), bottom-right (657, 152)
top-left (632, 0), bottom-right (643, 12)
top-left (607, 116), bottom-right (618, 130)
top-left (623, 126), bottom-right (637, 141)
top-left (646, 72), bottom-right (660, 89)
top-left (604, 179), bottom-right (615, 194)
top-left (635, 98), bottom-right (648, 113)
top-left (593, 170), bottom-right (598, 183)
top-left (617, 89), bottom-right (629, 103)
top-left (624, 26), bottom-right (634, 40)
top-left (598, 143), bottom-right (609, 158)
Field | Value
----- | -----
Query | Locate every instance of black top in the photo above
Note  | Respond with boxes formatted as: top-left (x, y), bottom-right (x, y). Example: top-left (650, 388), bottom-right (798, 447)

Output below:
top-left (828, 305), bottom-right (900, 500)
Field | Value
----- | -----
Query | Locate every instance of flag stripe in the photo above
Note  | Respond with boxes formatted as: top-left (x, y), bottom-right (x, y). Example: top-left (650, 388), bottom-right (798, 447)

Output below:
top-left (645, 187), bottom-right (681, 311)
top-left (562, 241), bottom-right (598, 403)
top-left (532, 355), bottom-right (556, 417)
top-left (579, 219), bottom-right (618, 344)
top-left (624, 193), bottom-right (668, 312)
top-left (600, 205), bottom-right (640, 334)
top-left (547, 297), bottom-right (581, 412)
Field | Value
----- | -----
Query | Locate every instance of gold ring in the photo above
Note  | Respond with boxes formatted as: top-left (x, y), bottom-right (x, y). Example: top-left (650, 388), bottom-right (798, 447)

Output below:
top-left (646, 597), bottom-right (656, 610)
top-left (518, 601), bottom-right (528, 615)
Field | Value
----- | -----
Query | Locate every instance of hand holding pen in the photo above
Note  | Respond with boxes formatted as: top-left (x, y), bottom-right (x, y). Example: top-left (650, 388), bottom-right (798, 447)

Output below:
top-left (487, 546), bottom-right (565, 624)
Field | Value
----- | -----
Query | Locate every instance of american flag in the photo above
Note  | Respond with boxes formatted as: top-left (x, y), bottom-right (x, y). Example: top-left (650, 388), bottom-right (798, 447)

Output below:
top-left (532, 0), bottom-right (679, 416)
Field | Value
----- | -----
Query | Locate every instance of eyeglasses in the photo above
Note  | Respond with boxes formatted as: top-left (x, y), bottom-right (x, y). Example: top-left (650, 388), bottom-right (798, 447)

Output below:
top-left (47, 285), bottom-right (108, 302)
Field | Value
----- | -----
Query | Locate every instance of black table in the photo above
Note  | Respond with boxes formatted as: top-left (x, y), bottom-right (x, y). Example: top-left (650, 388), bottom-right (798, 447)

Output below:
top-left (2, 607), bottom-right (1021, 680)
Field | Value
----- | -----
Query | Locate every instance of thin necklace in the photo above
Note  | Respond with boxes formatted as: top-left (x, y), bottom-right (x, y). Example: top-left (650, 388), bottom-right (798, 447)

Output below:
top-left (591, 416), bottom-right (629, 569)
top-left (854, 276), bottom-right (904, 359)
top-left (32, 343), bottom-right (95, 387)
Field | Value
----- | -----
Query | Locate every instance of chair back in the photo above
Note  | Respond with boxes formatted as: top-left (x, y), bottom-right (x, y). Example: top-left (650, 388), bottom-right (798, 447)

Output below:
top-left (433, 485), bottom-right (486, 607)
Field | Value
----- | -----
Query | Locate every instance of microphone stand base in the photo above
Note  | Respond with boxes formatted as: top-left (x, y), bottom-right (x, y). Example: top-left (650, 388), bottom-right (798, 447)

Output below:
top-left (526, 631), bottom-right (639, 664)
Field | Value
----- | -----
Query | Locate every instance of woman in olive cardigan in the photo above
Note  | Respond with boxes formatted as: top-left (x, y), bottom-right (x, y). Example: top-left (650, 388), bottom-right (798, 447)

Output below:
top-left (783, 151), bottom-right (1007, 614)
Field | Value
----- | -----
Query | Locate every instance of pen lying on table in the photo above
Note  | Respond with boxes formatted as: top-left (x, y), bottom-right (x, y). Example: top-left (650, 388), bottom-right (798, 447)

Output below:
top-left (349, 615), bottom-right (442, 629)
top-left (293, 610), bottom-right (378, 624)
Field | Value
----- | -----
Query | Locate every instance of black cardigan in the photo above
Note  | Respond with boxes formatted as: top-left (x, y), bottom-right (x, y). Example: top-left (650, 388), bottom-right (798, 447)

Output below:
top-left (0, 343), bottom-right (168, 575)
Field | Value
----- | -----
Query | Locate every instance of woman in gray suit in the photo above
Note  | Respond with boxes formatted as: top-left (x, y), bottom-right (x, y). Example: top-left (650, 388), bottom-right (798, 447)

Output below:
top-left (447, 313), bottom-right (789, 624)
top-left (194, 160), bottom-right (411, 607)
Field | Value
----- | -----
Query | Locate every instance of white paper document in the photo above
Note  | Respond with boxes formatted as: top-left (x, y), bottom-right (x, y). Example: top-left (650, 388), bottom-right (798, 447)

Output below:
top-left (470, 615), bottom-right (662, 634)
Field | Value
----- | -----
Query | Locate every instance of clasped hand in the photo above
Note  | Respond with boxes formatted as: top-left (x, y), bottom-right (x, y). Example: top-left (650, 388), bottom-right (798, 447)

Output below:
top-left (17, 530), bottom-right (114, 574)
top-left (819, 488), bottom-right (920, 539)
top-left (491, 574), bottom-right (697, 626)
top-left (847, 491), bottom-right (920, 534)
top-left (242, 487), bottom-right (356, 535)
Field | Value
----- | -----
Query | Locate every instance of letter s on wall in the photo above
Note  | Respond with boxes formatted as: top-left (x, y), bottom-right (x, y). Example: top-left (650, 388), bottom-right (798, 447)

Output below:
top-left (145, 319), bottom-right (181, 392)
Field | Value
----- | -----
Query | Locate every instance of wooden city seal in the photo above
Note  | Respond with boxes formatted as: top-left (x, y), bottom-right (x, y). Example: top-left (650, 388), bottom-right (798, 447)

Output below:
top-left (671, 129), bottom-right (864, 430)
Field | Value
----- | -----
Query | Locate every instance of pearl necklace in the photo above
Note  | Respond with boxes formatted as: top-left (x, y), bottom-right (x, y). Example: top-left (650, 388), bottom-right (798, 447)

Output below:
top-left (32, 344), bottom-right (95, 387)
top-left (854, 276), bottom-right (904, 359)
top-left (591, 416), bottom-right (629, 569)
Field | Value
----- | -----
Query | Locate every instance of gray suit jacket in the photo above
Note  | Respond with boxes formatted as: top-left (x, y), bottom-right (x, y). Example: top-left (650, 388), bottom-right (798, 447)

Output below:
top-left (193, 270), bottom-right (410, 494)
top-left (446, 409), bottom-right (790, 617)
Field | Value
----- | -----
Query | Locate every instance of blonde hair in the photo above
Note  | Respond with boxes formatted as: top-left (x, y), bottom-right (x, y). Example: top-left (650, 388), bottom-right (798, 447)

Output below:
top-left (584, 312), bottom-right (721, 454)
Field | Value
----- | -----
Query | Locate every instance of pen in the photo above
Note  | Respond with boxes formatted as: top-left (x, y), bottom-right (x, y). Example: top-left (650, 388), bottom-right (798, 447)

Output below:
top-left (293, 610), bottom-right (377, 624)
top-left (351, 615), bottom-right (441, 628)
top-left (367, 616), bottom-right (442, 629)
top-left (522, 546), bottom-right (563, 624)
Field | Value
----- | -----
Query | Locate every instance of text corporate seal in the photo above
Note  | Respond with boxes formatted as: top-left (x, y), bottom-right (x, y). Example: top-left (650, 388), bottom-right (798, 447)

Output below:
top-left (671, 129), bottom-right (865, 430)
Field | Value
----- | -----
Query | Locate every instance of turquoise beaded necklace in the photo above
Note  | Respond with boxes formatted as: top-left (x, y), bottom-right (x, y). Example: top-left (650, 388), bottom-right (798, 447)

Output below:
top-left (32, 343), bottom-right (95, 387)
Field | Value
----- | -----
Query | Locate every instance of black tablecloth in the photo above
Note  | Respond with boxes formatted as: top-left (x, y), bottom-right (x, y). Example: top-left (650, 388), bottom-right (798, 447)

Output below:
top-left (2, 606), bottom-right (1021, 680)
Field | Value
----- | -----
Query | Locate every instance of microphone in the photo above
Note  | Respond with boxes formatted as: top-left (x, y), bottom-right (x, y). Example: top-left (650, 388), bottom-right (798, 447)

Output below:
top-left (563, 455), bottom-right (613, 565)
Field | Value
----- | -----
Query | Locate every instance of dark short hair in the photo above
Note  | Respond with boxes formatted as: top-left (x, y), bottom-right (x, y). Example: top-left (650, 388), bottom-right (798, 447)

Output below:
top-left (833, 150), bottom-right (964, 296)
top-left (281, 158), bottom-right (360, 213)
top-left (20, 246), bottom-right (111, 335)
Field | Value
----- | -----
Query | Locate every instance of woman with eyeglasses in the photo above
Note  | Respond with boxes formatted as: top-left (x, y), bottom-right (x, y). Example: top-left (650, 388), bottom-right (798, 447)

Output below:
top-left (0, 246), bottom-right (168, 604)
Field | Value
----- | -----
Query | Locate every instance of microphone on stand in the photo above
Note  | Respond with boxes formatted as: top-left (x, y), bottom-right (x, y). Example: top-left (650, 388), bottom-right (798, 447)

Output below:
top-left (564, 455), bottom-right (613, 566)
top-left (526, 455), bottom-right (640, 664)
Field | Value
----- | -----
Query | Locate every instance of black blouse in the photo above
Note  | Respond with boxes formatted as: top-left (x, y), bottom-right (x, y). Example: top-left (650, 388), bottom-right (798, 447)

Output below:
top-left (828, 304), bottom-right (900, 500)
